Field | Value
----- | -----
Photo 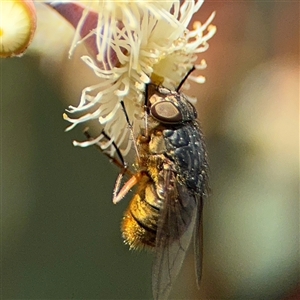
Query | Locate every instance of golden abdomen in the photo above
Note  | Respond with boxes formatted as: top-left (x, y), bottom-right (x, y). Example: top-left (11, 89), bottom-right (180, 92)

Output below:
top-left (121, 180), bottom-right (161, 250)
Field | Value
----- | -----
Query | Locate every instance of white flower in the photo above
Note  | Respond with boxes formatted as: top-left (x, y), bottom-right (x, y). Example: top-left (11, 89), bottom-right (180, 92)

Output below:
top-left (61, 0), bottom-right (216, 157)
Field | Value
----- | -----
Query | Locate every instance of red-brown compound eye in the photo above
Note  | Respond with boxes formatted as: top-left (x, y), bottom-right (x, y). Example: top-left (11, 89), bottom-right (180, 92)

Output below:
top-left (151, 101), bottom-right (183, 124)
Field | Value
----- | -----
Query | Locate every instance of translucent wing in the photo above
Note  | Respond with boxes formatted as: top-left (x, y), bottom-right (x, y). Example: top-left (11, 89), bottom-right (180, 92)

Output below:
top-left (152, 168), bottom-right (202, 300)
top-left (194, 195), bottom-right (204, 288)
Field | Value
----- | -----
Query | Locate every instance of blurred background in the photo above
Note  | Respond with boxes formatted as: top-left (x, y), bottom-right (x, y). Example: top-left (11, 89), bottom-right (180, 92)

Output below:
top-left (1, 1), bottom-right (299, 299)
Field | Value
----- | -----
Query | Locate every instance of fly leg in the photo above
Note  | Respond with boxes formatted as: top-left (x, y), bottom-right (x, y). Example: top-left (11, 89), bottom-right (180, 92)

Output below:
top-left (176, 66), bottom-right (195, 92)
top-left (113, 171), bottom-right (145, 204)
top-left (84, 128), bottom-right (145, 205)
top-left (84, 128), bottom-right (131, 175)
top-left (120, 100), bottom-right (140, 162)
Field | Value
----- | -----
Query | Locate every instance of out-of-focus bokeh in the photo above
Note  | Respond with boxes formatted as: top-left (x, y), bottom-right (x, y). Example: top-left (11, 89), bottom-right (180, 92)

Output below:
top-left (2, 2), bottom-right (299, 299)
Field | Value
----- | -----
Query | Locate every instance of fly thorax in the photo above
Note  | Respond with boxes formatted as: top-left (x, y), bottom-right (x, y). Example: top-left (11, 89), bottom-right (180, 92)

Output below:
top-left (149, 130), bottom-right (166, 154)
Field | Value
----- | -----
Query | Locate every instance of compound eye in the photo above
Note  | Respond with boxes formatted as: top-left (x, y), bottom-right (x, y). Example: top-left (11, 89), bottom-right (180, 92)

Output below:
top-left (151, 101), bottom-right (182, 124)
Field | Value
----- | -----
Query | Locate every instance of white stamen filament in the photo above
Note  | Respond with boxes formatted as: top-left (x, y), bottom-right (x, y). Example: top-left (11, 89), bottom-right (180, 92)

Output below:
top-left (64, 0), bottom-right (216, 158)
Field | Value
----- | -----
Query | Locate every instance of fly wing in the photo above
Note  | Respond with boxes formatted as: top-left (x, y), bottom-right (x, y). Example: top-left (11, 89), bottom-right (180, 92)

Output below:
top-left (194, 195), bottom-right (204, 288)
top-left (152, 168), bottom-right (201, 300)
